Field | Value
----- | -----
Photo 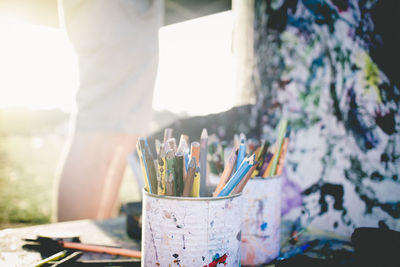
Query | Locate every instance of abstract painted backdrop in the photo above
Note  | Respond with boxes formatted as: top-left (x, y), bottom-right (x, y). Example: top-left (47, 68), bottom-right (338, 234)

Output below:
top-left (249, 0), bottom-right (400, 235)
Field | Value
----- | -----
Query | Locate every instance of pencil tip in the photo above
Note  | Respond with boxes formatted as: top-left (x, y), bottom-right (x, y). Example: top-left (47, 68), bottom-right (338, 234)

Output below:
top-left (201, 128), bottom-right (208, 138)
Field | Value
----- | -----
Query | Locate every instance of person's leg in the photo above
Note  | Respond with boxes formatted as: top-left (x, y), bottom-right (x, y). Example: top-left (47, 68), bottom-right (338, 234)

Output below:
top-left (57, 132), bottom-right (138, 221)
top-left (56, 0), bottom-right (163, 221)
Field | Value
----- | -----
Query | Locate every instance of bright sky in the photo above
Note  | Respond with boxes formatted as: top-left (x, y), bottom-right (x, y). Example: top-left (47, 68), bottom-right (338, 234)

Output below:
top-left (0, 11), bottom-right (235, 116)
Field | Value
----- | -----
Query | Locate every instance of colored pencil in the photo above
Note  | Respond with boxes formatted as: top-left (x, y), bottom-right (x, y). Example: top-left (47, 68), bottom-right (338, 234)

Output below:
top-left (190, 141), bottom-right (200, 165)
top-left (144, 138), bottom-right (158, 194)
top-left (269, 119), bottom-right (288, 176)
top-left (191, 167), bottom-right (200, 197)
top-left (217, 154), bottom-right (255, 197)
top-left (167, 138), bottom-right (177, 153)
top-left (163, 128), bottom-right (173, 146)
top-left (213, 148), bottom-right (238, 196)
top-left (276, 137), bottom-right (289, 176)
top-left (136, 140), bottom-right (150, 193)
top-left (155, 139), bottom-right (161, 157)
top-left (157, 148), bottom-right (166, 195)
top-left (59, 241), bottom-right (141, 259)
top-left (199, 128), bottom-right (208, 197)
top-left (231, 164), bottom-right (257, 194)
top-left (165, 149), bottom-right (176, 196)
top-left (33, 250), bottom-right (68, 267)
top-left (182, 158), bottom-right (196, 197)
top-left (175, 152), bottom-right (185, 196)
top-left (177, 134), bottom-right (189, 153)
top-left (235, 134), bottom-right (246, 172)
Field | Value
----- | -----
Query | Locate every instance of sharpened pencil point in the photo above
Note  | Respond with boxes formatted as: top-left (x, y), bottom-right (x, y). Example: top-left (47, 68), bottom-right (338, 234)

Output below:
top-left (201, 128), bottom-right (208, 139)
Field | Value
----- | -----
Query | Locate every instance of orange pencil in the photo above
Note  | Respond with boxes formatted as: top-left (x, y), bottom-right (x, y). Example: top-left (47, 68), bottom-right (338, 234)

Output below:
top-left (261, 140), bottom-right (280, 178)
top-left (262, 149), bottom-right (277, 178)
top-left (190, 141), bottom-right (200, 165)
top-left (276, 137), bottom-right (289, 176)
top-left (60, 241), bottom-right (141, 259)
top-left (213, 148), bottom-right (238, 196)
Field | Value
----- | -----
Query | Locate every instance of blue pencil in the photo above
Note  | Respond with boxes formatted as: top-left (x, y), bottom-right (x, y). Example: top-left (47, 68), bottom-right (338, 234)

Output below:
top-left (235, 134), bottom-right (246, 172)
top-left (218, 154), bottom-right (255, 197)
top-left (184, 152), bottom-right (189, 172)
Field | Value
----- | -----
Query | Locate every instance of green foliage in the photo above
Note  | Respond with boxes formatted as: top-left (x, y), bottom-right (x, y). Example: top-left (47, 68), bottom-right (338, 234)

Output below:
top-left (0, 135), bottom-right (59, 228)
top-left (0, 108), bottom-right (66, 228)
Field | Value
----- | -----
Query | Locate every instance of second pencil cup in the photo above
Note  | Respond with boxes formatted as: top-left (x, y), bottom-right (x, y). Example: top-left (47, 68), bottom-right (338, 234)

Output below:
top-left (141, 190), bottom-right (242, 266)
top-left (241, 176), bottom-right (282, 266)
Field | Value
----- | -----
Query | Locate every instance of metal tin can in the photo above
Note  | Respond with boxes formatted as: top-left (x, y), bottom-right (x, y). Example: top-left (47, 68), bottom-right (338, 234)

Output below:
top-left (241, 176), bottom-right (281, 266)
top-left (141, 190), bottom-right (242, 266)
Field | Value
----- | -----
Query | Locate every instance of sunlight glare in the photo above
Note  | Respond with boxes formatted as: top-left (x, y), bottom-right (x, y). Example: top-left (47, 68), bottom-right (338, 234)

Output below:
top-left (153, 11), bottom-right (235, 116)
top-left (0, 11), bottom-right (235, 116)
top-left (0, 16), bottom-right (78, 112)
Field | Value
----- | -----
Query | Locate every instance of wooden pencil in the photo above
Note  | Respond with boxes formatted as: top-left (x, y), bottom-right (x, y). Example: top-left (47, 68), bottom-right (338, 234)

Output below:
top-left (175, 152), bottom-right (185, 196)
top-left (213, 148), bottom-right (238, 196)
top-left (136, 140), bottom-right (150, 193)
top-left (182, 158), bottom-right (196, 197)
top-left (191, 167), bottom-right (200, 197)
top-left (231, 164), bottom-right (257, 194)
top-left (199, 128), bottom-right (208, 197)
top-left (157, 148), bottom-right (166, 195)
top-left (144, 139), bottom-right (158, 194)
top-left (276, 137), bottom-right (289, 176)
top-left (190, 141), bottom-right (200, 165)
top-left (165, 149), bottom-right (176, 196)
top-left (217, 154), bottom-right (255, 197)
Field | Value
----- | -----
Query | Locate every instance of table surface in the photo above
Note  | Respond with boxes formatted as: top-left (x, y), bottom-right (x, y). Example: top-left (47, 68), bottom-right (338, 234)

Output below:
top-left (0, 217), bottom-right (351, 266)
top-left (0, 217), bottom-right (141, 266)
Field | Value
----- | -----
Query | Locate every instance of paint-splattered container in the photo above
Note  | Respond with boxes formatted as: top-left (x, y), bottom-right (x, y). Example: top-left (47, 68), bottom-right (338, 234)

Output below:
top-left (241, 176), bottom-right (281, 266)
top-left (141, 190), bottom-right (242, 267)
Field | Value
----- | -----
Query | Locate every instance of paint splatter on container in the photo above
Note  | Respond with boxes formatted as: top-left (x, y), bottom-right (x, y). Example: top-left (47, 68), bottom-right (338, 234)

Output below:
top-left (241, 176), bottom-right (281, 266)
top-left (141, 190), bottom-right (242, 266)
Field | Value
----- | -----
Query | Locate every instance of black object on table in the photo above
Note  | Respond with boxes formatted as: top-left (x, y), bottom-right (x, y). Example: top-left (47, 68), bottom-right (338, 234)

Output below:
top-left (122, 201), bottom-right (142, 240)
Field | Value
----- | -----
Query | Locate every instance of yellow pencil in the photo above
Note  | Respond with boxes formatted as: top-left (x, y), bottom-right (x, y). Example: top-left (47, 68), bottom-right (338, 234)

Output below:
top-left (191, 168), bottom-right (200, 197)
top-left (157, 154), bottom-right (166, 195)
top-left (136, 141), bottom-right (149, 192)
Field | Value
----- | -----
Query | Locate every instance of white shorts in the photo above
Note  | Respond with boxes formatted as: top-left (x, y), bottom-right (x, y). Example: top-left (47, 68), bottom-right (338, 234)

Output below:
top-left (60, 0), bottom-right (163, 134)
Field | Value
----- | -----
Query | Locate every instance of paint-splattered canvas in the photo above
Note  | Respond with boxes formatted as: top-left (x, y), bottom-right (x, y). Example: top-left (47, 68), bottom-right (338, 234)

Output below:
top-left (251, 0), bottom-right (400, 236)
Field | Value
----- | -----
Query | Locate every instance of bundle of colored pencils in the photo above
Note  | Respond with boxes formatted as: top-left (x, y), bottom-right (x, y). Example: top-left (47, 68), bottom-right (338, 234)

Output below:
top-left (251, 119), bottom-right (289, 178)
top-left (213, 119), bottom-right (289, 196)
top-left (137, 128), bottom-right (210, 197)
top-left (137, 119), bottom-right (289, 198)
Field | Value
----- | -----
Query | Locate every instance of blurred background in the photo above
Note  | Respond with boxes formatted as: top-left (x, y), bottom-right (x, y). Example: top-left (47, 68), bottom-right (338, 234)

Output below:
top-left (0, 0), bottom-right (233, 229)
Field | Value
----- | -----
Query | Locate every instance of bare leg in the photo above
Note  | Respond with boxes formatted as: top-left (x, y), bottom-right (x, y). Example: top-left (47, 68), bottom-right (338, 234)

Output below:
top-left (56, 132), bottom-right (138, 221)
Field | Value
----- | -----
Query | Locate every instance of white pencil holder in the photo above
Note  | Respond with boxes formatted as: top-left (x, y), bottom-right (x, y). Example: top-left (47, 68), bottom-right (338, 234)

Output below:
top-left (141, 190), bottom-right (242, 266)
top-left (241, 176), bottom-right (281, 266)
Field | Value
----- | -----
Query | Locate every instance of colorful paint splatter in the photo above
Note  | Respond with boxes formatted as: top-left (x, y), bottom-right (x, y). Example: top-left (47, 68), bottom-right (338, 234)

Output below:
top-left (204, 253), bottom-right (228, 267)
top-left (250, 0), bottom-right (400, 235)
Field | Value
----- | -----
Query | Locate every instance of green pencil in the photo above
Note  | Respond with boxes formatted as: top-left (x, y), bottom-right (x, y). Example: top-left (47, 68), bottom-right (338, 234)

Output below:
top-left (175, 152), bottom-right (185, 196)
top-left (33, 250), bottom-right (68, 267)
top-left (166, 149), bottom-right (176, 196)
top-left (269, 119), bottom-right (288, 176)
